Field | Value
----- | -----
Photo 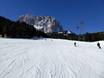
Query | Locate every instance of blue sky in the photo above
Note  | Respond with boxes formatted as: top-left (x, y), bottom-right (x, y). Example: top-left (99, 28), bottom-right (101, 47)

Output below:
top-left (0, 0), bottom-right (104, 33)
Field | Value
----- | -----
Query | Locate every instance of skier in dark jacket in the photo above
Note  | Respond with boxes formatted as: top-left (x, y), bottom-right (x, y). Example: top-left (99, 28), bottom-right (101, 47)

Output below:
top-left (74, 42), bottom-right (77, 47)
top-left (97, 42), bottom-right (101, 49)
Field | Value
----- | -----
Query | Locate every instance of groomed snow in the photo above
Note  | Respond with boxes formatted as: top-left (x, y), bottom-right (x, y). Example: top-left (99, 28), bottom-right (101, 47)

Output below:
top-left (0, 38), bottom-right (104, 78)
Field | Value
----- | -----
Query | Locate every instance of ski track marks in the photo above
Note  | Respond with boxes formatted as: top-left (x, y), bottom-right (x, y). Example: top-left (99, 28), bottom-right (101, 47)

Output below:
top-left (0, 38), bottom-right (104, 78)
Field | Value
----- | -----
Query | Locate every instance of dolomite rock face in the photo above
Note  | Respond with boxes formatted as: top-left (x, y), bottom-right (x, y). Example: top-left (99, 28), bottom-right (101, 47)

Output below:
top-left (18, 15), bottom-right (63, 33)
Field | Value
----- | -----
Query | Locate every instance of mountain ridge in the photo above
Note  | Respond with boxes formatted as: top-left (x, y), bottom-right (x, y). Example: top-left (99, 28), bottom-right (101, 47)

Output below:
top-left (17, 14), bottom-right (63, 33)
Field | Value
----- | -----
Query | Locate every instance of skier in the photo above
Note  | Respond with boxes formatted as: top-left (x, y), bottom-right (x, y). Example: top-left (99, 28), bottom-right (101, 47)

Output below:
top-left (97, 42), bottom-right (101, 49)
top-left (74, 42), bottom-right (77, 47)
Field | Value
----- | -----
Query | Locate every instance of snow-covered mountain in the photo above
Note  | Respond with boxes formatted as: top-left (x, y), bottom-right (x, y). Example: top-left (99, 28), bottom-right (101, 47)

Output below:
top-left (0, 38), bottom-right (104, 78)
top-left (17, 15), bottom-right (63, 33)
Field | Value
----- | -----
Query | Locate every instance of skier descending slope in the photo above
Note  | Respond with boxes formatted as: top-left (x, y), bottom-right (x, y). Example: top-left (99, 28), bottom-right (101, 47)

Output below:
top-left (74, 42), bottom-right (77, 47)
top-left (97, 42), bottom-right (101, 49)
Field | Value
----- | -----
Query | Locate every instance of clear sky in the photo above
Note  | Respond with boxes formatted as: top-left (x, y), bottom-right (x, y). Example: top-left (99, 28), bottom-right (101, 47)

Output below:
top-left (0, 0), bottom-right (104, 33)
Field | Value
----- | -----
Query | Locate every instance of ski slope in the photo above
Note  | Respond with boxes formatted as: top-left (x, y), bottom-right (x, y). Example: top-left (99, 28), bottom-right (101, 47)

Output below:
top-left (0, 38), bottom-right (104, 78)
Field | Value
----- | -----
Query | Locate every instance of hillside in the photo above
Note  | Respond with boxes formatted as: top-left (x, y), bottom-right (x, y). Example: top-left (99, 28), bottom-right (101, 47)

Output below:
top-left (0, 16), bottom-right (47, 38)
top-left (1, 15), bottom-right (104, 41)
top-left (0, 38), bottom-right (104, 78)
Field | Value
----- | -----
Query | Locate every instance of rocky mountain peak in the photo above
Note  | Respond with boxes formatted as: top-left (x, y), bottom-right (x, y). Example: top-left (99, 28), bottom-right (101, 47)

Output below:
top-left (17, 14), bottom-right (63, 33)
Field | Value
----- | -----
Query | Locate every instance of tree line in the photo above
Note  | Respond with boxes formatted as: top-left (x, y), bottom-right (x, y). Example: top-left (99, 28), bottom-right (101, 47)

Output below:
top-left (0, 16), bottom-right (104, 41)
top-left (0, 16), bottom-right (47, 38)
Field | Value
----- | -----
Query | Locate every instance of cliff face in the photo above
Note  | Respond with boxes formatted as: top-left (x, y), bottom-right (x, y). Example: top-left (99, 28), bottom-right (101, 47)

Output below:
top-left (18, 15), bottom-right (63, 33)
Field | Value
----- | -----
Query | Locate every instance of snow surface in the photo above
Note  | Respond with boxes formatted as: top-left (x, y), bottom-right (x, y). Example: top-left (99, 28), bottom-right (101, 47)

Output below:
top-left (33, 25), bottom-right (43, 30)
top-left (0, 38), bottom-right (104, 78)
